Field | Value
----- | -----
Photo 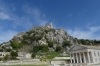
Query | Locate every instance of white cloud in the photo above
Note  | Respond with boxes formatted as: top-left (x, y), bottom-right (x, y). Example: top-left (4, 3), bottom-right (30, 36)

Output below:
top-left (0, 2), bottom-right (49, 43)
top-left (0, 30), bottom-right (18, 43)
top-left (67, 26), bottom-right (100, 40)
top-left (22, 5), bottom-right (48, 26)
top-left (0, 1), bottom-right (33, 30)
top-left (0, 12), bottom-right (11, 20)
top-left (0, 1), bottom-right (49, 28)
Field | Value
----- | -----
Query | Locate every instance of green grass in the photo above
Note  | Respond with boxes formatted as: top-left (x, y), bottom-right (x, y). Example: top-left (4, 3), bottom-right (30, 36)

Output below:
top-left (46, 51), bottom-right (60, 59)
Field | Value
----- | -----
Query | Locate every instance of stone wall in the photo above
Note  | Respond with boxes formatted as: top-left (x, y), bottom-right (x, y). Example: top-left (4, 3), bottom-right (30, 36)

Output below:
top-left (0, 59), bottom-right (48, 65)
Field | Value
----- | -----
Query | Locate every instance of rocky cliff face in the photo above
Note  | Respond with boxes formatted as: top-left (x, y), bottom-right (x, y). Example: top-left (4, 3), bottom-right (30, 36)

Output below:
top-left (0, 23), bottom-right (79, 52)
top-left (1, 23), bottom-right (99, 53)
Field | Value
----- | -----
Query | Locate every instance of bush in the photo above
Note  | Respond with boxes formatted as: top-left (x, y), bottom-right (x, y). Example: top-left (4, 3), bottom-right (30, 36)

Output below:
top-left (41, 45), bottom-right (49, 52)
top-left (35, 35), bottom-right (43, 41)
top-left (33, 46), bottom-right (40, 53)
top-left (46, 51), bottom-right (59, 59)
top-left (10, 40), bottom-right (22, 49)
top-left (79, 39), bottom-right (87, 45)
top-left (10, 51), bottom-right (18, 60)
top-left (5, 48), bottom-right (11, 52)
top-left (31, 52), bottom-right (36, 58)
top-left (10, 51), bottom-right (18, 57)
top-left (33, 45), bottom-right (49, 53)
top-left (44, 30), bottom-right (49, 34)
top-left (47, 41), bottom-right (53, 48)
top-left (0, 49), bottom-right (3, 52)
top-left (62, 40), bottom-right (70, 48)
top-left (55, 46), bottom-right (61, 52)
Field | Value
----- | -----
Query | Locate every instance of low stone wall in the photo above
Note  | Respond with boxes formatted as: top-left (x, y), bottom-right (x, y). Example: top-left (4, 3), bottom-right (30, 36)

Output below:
top-left (51, 61), bottom-right (66, 65)
top-left (0, 59), bottom-right (48, 65)
top-left (53, 57), bottom-right (70, 60)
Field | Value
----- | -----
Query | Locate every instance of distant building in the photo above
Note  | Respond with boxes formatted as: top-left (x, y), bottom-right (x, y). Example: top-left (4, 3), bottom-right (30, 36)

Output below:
top-left (69, 45), bottom-right (100, 66)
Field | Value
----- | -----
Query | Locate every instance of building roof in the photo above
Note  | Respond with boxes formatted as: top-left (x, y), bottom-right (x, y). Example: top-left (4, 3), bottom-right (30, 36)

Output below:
top-left (69, 45), bottom-right (100, 51)
top-left (80, 45), bottom-right (100, 49)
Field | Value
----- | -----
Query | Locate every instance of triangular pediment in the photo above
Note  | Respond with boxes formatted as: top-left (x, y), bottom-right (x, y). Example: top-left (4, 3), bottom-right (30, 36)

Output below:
top-left (69, 45), bottom-right (87, 51)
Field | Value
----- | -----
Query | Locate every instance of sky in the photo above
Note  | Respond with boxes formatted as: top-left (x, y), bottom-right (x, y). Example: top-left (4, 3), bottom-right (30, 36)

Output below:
top-left (0, 0), bottom-right (100, 43)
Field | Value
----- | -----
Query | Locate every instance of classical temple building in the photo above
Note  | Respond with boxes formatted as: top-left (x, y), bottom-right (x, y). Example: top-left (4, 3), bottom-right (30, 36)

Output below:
top-left (69, 45), bottom-right (100, 66)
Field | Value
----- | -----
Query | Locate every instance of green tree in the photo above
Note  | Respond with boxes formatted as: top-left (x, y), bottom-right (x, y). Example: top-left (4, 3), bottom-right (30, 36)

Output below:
top-left (41, 45), bottom-right (49, 52)
top-left (10, 40), bottom-right (22, 49)
top-left (10, 51), bottom-right (18, 60)
top-left (11, 51), bottom-right (18, 57)
top-left (5, 48), bottom-right (11, 52)
top-left (62, 40), bottom-right (70, 48)
top-left (55, 46), bottom-right (61, 52)
top-left (33, 46), bottom-right (41, 53)
top-left (44, 30), bottom-right (49, 34)
top-left (79, 39), bottom-right (87, 45)
top-left (31, 52), bottom-right (36, 58)
top-left (47, 41), bottom-right (53, 48)
top-left (0, 49), bottom-right (3, 52)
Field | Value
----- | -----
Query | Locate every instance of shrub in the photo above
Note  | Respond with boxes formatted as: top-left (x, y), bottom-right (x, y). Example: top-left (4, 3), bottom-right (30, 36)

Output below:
top-left (10, 51), bottom-right (18, 60)
top-left (46, 51), bottom-right (59, 59)
top-left (5, 48), bottom-right (12, 52)
top-left (44, 30), bottom-right (49, 34)
top-left (33, 45), bottom-right (49, 53)
top-left (0, 49), bottom-right (3, 52)
top-left (10, 51), bottom-right (18, 57)
top-left (62, 40), bottom-right (70, 48)
top-left (47, 41), bottom-right (53, 48)
top-left (33, 46), bottom-right (40, 53)
top-left (10, 40), bottom-right (22, 49)
top-left (31, 52), bottom-right (36, 58)
top-left (79, 39), bottom-right (87, 45)
top-left (35, 35), bottom-right (43, 41)
top-left (55, 46), bottom-right (61, 52)
top-left (41, 45), bottom-right (49, 52)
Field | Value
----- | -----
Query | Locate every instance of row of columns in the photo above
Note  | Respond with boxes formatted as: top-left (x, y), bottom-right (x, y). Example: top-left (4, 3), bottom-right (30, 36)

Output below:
top-left (70, 52), bottom-right (91, 64)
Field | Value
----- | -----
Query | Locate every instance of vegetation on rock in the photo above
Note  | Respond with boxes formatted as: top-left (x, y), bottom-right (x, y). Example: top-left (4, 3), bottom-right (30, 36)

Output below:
top-left (0, 23), bottom-right (100, 60)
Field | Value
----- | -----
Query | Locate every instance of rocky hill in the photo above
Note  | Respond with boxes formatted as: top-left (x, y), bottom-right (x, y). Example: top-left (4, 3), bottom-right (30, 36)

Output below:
top-left (0, 23), bottom-right (100, 53)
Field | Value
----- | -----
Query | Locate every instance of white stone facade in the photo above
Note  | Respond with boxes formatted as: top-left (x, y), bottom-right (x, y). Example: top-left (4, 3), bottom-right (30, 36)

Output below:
top-left (69, 45), bottom-right (100, 66)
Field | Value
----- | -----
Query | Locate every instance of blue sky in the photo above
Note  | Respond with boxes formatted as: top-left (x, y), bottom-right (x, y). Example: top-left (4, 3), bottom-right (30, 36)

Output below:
top-left (0, 0), bottom-right (100, 43)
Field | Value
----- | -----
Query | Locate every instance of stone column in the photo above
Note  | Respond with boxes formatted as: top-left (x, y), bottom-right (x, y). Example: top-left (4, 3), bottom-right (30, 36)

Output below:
top-left (70, 53), bottom-right (72, 63)
top-left (83, 52), bottom-right (86, 63)
top-left (91, 51), bottom-right (94, 63)
top-left (87, 52), bottom-right (91, 63)
top-left (79, 52), bottom-right (82, 63)
top-left (76, 53), bottom-right (79, 63)
top-left (73, 53), bottom-right (75, 63)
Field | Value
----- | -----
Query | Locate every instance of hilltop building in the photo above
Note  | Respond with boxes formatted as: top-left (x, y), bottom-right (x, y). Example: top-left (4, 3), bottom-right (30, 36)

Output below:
top-left (69, 45), bottom-right (100, 66)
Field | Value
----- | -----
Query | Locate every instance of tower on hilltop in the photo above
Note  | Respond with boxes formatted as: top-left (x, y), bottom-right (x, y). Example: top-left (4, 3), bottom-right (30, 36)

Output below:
top-left (46, 22), bottom-right (53, 29)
